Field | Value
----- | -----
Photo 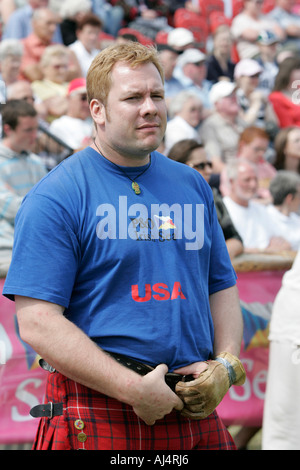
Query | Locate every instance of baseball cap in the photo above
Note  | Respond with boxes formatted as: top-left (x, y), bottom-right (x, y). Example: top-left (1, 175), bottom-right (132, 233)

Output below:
top-left (209, 81), bottom-right (237, 104)
top-left (257, 30), bottom-right (279, 45)
top-left (167, 28), bottom-right (194, 48)
top-left (177, 48), bottom-right (206, 68)
top-left (234, 59), bottom-right (263, 79)
top-left (67, 77), bottom-right (86, 96)
top-left (156, 43), bottom-right (181, 55)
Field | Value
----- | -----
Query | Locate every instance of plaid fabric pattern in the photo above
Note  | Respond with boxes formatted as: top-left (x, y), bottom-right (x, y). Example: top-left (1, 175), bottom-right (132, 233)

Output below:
top-left (32, 372), bottom-right (236, 450)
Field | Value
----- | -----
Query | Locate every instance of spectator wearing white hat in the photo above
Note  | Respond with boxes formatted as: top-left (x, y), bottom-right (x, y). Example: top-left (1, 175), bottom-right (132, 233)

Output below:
top-left (167, 27), bottom-right (195, 52)
top-left (234, 58), bottom-right (279, 128)
top-left (200, 81), bottom-right (247, 173)
top-left (174, 48), bottom-right (212, 113)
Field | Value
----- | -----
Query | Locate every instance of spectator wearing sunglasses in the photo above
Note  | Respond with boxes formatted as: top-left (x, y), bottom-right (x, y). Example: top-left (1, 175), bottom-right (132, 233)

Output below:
top-left (49, 78), bottom-right (94, 151)
top-left (168, 138), bottom-right (243, 260)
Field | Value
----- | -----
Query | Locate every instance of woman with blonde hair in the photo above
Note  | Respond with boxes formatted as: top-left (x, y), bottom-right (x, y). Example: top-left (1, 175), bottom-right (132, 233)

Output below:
top-left (32, 44), bottom-right (81, 122)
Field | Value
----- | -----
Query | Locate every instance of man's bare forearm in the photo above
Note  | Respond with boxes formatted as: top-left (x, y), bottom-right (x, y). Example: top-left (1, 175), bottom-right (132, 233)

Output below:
top-left (209, 285), bottom-right (243, 358)
top-left (15, 296), bottom-right (183, 424)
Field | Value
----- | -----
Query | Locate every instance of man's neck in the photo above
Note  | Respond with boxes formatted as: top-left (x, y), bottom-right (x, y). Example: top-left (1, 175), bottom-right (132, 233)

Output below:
top-left (230, 194), bottom-right (249, 208)
top-left (1, 138), bottom-right (26, 155)
top-left (93, 139), bottom-right (150, 168)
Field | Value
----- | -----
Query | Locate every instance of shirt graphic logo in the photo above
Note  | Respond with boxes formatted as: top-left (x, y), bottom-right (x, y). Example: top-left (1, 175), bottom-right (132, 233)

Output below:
top-left (154, 215), bottom-right (176, 230)
top-left (96, 196), bottom-right (204, 250)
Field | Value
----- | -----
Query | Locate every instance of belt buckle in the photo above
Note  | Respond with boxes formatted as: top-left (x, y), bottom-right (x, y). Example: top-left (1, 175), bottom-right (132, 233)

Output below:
top-left (48, 402), bottom-right (53, 419)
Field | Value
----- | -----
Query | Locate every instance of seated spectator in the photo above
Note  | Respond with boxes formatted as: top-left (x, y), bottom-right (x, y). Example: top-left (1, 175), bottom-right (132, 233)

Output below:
top-left (220, 126), bottom-right (277, 201)
top-left (273, 126), bottom-right (300, 174)
top-left (164, 90), bottom-right (203, 155)
top-left (267, 0), bottom-right (300, 50)
top-left (255, 30), bottom-right (280, 96)
top-left (91, 0), bottom-right (124, 37)
top-left (168, 138), bottom-right (244, 260)
top-left (223, 158), bottom-right (291, 253)
top-left (2, 0), bottom-right (63, 43)
top-left (58, 0), bottom-right (93, 46)
top-left (125, 0), bottom-right (171, 41)
top-left (31, 44), bottom-right (71, 123)
top-left (19, 7), bottom-right (65, 81)
top-left (0, 0), bottom-right (20, 25)
top-left (156, 44), bottom-right (184, 105)
top-left (174, 48), bottom-right (212, 113)
top-left (206, 25), bottom-right (236, 84)
top-left (234, 58), bottom-right (279, 129)
top-left (0, 99), bottom-right (48, 271)
top-left (6, 79), bottom-right (48, 122)
top-left (268, 56), bottom-right (300, 128)
top-left (200, 80), bottom-right (247, 173)
top-left (49, 78), bottom-right (93, 151)
top-left (266, 171), bottom-right (300, 250)
top-left (5, 79), bottom-right (71, 166)
top-left (230, 0), bottom-right (284, 60)
top-left (0, 38), bottom-right (23, 102)
top-left (69, 12), bottom-right (102, 77)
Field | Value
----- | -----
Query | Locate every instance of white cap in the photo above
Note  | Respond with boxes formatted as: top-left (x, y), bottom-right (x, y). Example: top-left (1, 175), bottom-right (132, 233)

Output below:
top-left (167, 28), bottom-right (194, 48)
top-left (177, 48), bottom-right (206, 68)
top-left (234, 59), bottom-right (263, 79)
top-left (209, 81), bottom-right (237, 104)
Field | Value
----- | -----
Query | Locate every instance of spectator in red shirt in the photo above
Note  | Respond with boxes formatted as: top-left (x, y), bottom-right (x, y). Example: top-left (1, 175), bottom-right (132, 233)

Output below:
top-left (269, 55), bottom-right (300, 127)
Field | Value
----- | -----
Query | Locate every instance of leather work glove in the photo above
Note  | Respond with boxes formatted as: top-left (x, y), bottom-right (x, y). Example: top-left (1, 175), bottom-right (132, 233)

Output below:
top-left (175, 352), bottom-right (246, 420)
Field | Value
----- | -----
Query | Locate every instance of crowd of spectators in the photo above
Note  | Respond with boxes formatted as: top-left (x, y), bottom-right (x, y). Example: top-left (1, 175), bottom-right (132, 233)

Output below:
top-left (0, 0), bottom-right (300, 265)
top-left (0, 0), bottom-right (300, 451)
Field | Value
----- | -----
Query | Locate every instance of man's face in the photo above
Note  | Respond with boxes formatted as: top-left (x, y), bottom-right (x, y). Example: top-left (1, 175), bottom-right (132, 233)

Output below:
top-left (179, 97), bottom-right (203, 128)
top-left (92, 62), bottom-right (167, 163)
top-left (34, 11), bottom-right (58, 43)
top-left (231, 163), bottom-right (258, 205)
top-left (185, 61), bottom-right (206, 86)
top-left (240, 137), bottom-right (269, 163)
top-left (2, 55), bottom-right (22, 82)
top-left (6, 116), bottom-right (38, 152)
top-left (158, 50), bottom-right (178, 80)
top-left (44, 56), bottom-right (69, 83)
top-left (216, 93), bottom-right (239, 117)
top-left (69, 91), bottom-right (91, 120)
top-left (78, 25), bottom-right (101, 53)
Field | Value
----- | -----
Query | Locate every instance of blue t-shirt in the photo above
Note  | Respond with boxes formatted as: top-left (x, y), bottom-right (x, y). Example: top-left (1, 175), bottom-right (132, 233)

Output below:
top-left (3, 148), bottom-right (236, 371)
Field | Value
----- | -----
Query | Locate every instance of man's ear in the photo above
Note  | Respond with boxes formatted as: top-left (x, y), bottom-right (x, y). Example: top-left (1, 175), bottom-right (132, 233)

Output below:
top-left (285, 193), bottom-right (294, 204)
top-left (89, 99), bottom-right (105, 126)
top-left (2, 123), bottom-right (13, 138)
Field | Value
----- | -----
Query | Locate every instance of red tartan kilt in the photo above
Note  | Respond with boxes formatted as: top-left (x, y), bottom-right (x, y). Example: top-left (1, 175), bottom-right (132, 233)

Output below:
top-left (32, 371), bottom-right (236, 450)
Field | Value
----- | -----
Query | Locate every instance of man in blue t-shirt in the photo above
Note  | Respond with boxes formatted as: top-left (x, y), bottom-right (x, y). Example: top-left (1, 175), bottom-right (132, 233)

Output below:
top-left (3, 42), bottom-right (244, 451)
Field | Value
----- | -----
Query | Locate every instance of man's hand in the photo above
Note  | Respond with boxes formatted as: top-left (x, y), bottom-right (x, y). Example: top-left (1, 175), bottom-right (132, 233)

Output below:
top-left (132, 364), bottom-right (184, 425)
top-left (175, 353), bottom-right (246, 420)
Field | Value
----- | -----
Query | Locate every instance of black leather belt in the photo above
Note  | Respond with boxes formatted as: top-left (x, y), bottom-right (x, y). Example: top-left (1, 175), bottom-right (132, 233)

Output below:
top-left (30, 402), bottom-right (63, 419)
top-left (31, 353), bottom-right (194, 419)
top-left (107, 351), bottom-right (194, 392)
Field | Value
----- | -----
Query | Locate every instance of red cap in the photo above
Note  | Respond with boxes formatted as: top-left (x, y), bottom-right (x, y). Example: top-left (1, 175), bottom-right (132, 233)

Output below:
top-left (67, 78), bottom-right (86, 96)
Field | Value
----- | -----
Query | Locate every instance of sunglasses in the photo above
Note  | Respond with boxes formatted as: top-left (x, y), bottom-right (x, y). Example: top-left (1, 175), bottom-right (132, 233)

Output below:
top-left (193, 162), bottom-right (213, 170)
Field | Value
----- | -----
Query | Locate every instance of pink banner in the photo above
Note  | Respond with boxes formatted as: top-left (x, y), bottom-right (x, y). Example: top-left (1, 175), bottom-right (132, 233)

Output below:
top-left (0, 267), bottom-right (289, 443)
top-left (0, 279), bottom-right (47, 444)
top-left (217, 270), bottom-right (286, 427)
